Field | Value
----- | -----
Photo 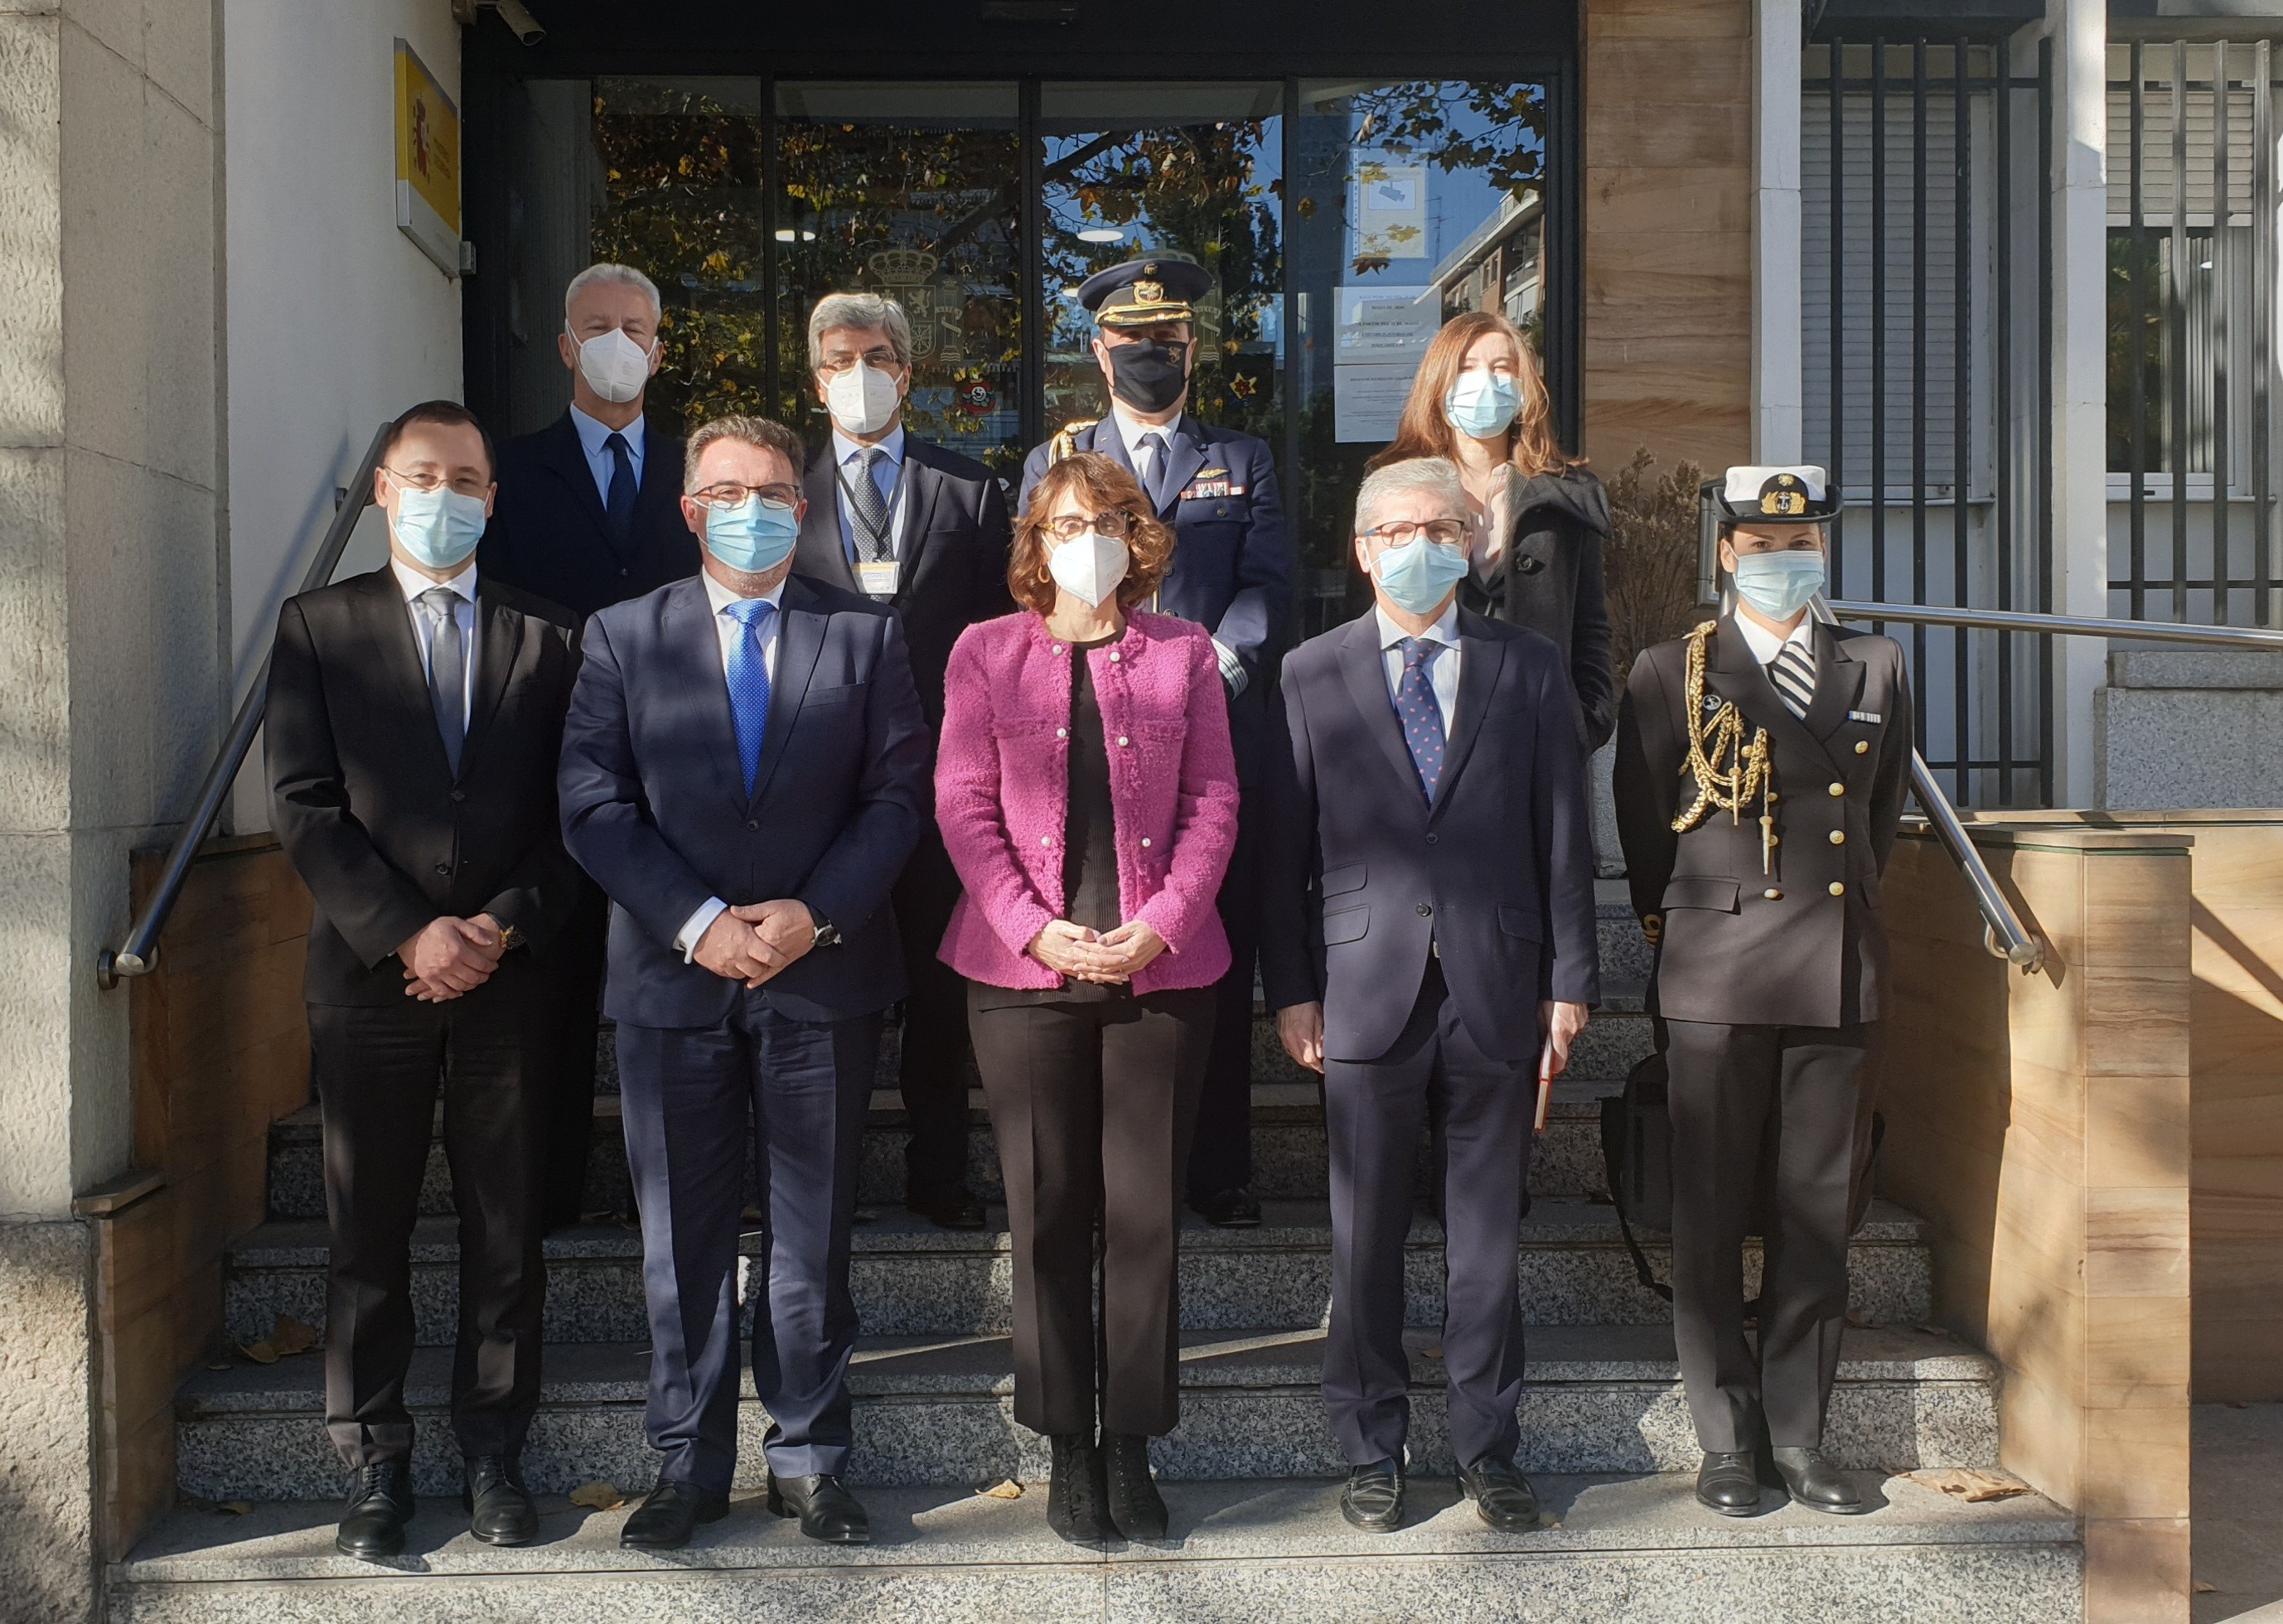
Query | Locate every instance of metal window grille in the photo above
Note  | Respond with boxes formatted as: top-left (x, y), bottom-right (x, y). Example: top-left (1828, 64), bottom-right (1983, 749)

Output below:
top-left (1802, 37), bottom-right (2054, 807)
top-left (2108, 41), bottom-right (2281, 626)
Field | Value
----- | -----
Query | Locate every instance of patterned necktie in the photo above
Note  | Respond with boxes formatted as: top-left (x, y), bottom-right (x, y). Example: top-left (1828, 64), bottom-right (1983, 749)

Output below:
top-left (723, 597), bottom-right (776, 796)
top-left (419, 588), bottom-right (466, 776)
top-left (1395, 637), bottom-right (1446, 804)
top-left (847, 447), bottom-right (893, 563)
top-left (1139, 430), bottom-right (1171, 510)
top-left (1770, 640), bottom-right (1817, 720)
top-left (604, 431), bottom-right (637, 549)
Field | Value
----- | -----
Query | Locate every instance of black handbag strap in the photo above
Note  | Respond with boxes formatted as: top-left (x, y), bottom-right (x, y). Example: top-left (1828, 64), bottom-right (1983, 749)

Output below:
top-left (1613, 1190), bottom-right (1673, 1303)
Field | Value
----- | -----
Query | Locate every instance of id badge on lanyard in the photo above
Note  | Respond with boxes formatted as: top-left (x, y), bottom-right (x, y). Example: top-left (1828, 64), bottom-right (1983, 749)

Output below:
top-left (834, 455), bottom-right (911, 597)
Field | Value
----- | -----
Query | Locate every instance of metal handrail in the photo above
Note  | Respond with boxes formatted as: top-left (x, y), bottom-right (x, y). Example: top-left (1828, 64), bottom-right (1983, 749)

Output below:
top-left (98, 424), bottom-right (391, 989)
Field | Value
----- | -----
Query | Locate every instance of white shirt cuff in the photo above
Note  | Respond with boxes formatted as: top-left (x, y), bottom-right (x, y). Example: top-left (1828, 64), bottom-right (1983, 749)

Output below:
top-left (1213, 638), bottom-right (1248, 698)
top-left (675, 897), bottom-right (729, 963)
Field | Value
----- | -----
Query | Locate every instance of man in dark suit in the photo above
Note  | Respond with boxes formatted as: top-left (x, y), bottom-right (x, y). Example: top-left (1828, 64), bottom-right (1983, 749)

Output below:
top-left (1613, 466), bottom-right (1913, 1519)
top-left (1019, 257), bottom-right (1296, 1227)
top-left (1263, 457), bottom-right (1599, 1536)
top-left (480, 262), bottom-right (700, 1230)
top-left (267, 400), bottom-right (586, 1559)
top-left (791, 290), bottom-right (1013, 1230)
top-left (559, 413), bottom-right (930, 1550)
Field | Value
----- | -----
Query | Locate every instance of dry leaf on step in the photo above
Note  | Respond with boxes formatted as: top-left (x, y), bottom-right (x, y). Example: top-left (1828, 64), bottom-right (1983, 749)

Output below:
top-left (1901, 1468), bottom-right (2029, 1503)
top-left (976, 1480), bottom-right (1023, 1500)
top-left (237, 1341), bottom-right (278, 1365)
top-left (220, 1501), bottom-right (253, 1516)
top-left (2196, 1581), bottom-right (2218, 1594)
top-left (205, 1362), bottom-right (231, 1372)
top-left (568, 1481), bottom-right (626, 1511)
top-left (269, 1315), bottom-right (319, 1356)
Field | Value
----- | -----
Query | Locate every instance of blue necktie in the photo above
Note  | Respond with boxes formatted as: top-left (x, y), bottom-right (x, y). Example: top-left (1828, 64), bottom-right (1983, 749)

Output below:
top-left (604, 431), bottom-right (637, 548)
top-left (723, 597), bottom-right (776, 796)
top-left (1395, 637), bottom-right (1446, 804)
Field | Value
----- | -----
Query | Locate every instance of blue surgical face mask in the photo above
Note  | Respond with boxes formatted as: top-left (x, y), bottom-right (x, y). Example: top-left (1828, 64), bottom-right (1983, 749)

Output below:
top-left (391, 484), bottom-right (488, 572)
top-left (704, 495), bottom-right (800, 575)
top-left (1372, 535), bottom-right (1470, 616)
top-left (1444, 370), bottom-right (1522, 440)
top-left (1730, 548), bottom-right (1827, 620)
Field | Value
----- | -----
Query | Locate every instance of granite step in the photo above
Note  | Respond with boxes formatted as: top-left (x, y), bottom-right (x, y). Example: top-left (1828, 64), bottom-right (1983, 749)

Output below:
top-left (173, 1322), bottom-right (1997, 1501)
top-left (220, 1200), bottom-right (1932, 1348)
top-left (115, 1474), bottom-right (2078, 1623)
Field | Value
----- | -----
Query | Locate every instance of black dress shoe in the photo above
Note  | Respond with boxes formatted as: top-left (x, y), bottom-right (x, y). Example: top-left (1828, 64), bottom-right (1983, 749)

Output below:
top-left (1102, 1433), bottom-right (1168, 1540)
top-left (335, 1460), bottom-right (415, 1560)
top-left (767, 1473), bottom-right (872, 1544)
top-left (1768, 1447), bottom-right (1865, 1514)
top-left (620, 1481), bottom-right (728, 1549)
top-left (1456, 1455), bottom-right (1540, 1531)
top-left (1339, 1462), bottom-right (1405, 1532)
top-left (462, 1456), bottom-right (538, 1546)
top-left (907, 1185), bottom-right (987, 1230)
top-left (1045, 1434), bottom-right (1113, 1544)
top-left (1695, 1451), bottom-right (1763, 1515)
top-left (1192, 1187), bottom-right (1262, 1228)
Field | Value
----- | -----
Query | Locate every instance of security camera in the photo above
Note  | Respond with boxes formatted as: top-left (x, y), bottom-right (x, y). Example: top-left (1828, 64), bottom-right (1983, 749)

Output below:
top-left (487, 0), bottom-right (545, 43)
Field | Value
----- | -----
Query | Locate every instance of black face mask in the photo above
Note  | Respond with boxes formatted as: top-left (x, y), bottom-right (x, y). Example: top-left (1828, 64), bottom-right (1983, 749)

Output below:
top-left (1105, 340), bottom-right (1190, 415)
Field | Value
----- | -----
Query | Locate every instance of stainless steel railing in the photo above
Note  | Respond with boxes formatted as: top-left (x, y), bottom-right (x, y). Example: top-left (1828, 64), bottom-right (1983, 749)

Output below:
top-left (97, 425), bottom-right (390, 989)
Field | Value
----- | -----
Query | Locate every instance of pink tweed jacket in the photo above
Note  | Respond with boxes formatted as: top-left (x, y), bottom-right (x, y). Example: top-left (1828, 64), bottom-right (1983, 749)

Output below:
top-left (936, 609), bottom-right (1240, 993)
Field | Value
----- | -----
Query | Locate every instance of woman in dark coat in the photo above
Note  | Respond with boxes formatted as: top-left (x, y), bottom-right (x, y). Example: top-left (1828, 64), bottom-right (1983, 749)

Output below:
top-left (1369, 309), bottom-right (1616, 752)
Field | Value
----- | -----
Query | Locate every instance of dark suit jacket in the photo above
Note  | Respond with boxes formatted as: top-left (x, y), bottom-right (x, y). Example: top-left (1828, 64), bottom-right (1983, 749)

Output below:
top-left (480, 412), bottom-right (698, 623)
top-left (1612, 615), bottom-right (1913, 1028)
top-left (1459, 469), bottom-right (1618, 754)
top-left (1019, 415), bottom-right (1294, 779)
top-left (557, 572), bottom-right (931, 1030)
top-left (265, 568), bottom-right (586, 1006)
top-left (1261, 608), bottom-right (1601, 1065)
top-left (792, 433), bottom-right (1014, 727)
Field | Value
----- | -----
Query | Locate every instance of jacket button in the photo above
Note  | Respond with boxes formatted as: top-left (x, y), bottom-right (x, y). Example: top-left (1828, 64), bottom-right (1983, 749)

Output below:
top-left (1140, 837), bottom-right (1152, 848)
top-left (1425, 832), bottom-right (1439, 845)
top-left (1855, 740), bottom-right (1870, 755)
top-left (1052, 644), bottom-right (1064, 655)
top-left (1829, 881), bottom-right (1846, 897)
top-left (1763, 888), bottom-right (1782, 900)
top-left (1108, 651), bottom-right (1121, 663)
top-left (747, 819), bottom-right (760, 831)
top-left (1830, 829), bottom-right (1845, 845)
top-left (1828, 782), bottom-right (1845, 797)
top-left (1416, 902), bottom-right (1433, 916)
top-left (619, 568), bottom-right (629, 578)
top-left (449, 789), bottom-right (466, 804)
top-left (1056, 727), bottom-right (1068, 740)
top-left (1042, 834), bottom-right (1054, 848)
top-left (434, 863), bottom-right (451, 876)
top-left (1116, 735), bottom-right (1130, 747)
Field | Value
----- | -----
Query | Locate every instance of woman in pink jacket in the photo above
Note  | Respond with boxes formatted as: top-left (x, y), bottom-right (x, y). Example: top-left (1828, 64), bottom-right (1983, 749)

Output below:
top-left (936, 451), bottom-right (1240, 1546)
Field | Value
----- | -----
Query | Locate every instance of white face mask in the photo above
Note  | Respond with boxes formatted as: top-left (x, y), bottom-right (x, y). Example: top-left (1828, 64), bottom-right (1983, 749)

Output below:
top-left (825, 361), bottom-right (902, 437)
top-left (1047, 531), bottom-right (1131, 608)
top-left (569, 324), bottom-right (656, 404)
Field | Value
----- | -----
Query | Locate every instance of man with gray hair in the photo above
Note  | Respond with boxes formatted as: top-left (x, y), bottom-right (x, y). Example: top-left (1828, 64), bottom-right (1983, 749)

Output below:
top-left (482, 262), bottom-right (699, 1230)
top-left (791, 290), bottom-right (1013, 1232)
top-left (1261, 455), bottom-right (1599, 1535)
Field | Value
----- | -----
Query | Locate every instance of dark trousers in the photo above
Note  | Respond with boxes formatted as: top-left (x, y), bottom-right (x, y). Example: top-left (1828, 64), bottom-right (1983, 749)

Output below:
top-left (312, 988), bottom-right (548, 1469)
top-left (539, 880), bottom-right (608, 1225)
top-left (617, 993), bottom-right (881, 1490)
top-left (1664, 1018), bottom-right (1883, 1453)
top-left (1322, 960), bottom-right (1530, 1471)
top-left (1186, 806), bottom-right (1260, 1201)
top-left (968, 984), bottom-right (1214, 1437)
top-left (895, 828), bottom-right (975, 1199)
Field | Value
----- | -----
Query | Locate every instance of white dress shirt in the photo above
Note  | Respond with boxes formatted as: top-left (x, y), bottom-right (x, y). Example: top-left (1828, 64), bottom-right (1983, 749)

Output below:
top-left (389, 555), bottom-right (478, 731)
top-left (1731, 608), bottom-right (1817, 681)
top-left (830, 422), bottom-right (911, 566)
top-left (1374, 600), bottom-right (1463, 732)
top-left (570, 402), bottom-right (646, 509)
top-left (674, 570), bottom-right (790, 961)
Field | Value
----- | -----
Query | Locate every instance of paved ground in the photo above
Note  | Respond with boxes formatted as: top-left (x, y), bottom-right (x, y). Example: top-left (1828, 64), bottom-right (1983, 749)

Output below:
top-left (2198, 1404), bottom-right (2283, 1622)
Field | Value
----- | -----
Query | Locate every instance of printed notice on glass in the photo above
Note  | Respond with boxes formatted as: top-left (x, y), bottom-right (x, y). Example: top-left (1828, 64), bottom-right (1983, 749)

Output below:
top-left (1350, 150), bottom-right (1429, 260)
top-left (1333, 361), bottom-right (1417, 443)
top-left (1334, 285), bottom-right (1438, 362)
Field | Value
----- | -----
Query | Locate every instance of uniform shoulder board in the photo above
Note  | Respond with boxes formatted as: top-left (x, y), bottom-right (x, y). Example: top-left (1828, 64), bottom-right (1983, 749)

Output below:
top-left (1047, 419), bottom-right (1100, 465)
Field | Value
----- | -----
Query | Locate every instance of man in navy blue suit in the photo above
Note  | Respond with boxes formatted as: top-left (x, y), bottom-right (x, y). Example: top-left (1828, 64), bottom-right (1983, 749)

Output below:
top-left (559, 413), bottom-right (929, 1551)
top-left (1262, 457), bottom-right (1599, 1536)
top-left (1018, 256), bottom-right (1296, 1227)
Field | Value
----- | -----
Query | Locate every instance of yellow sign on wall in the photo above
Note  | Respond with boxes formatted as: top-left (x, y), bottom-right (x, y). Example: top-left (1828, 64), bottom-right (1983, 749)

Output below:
top-left (394, 39), bottom-right (461, 277)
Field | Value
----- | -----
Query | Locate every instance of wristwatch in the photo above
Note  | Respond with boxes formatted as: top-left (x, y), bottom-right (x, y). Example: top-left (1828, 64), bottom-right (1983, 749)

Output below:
top-left (805, 904), bottom-right (841, 950)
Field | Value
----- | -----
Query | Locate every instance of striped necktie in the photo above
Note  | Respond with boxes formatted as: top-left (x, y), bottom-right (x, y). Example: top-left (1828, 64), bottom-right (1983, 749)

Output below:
top-left (1769, 640), bottom-right (1816, 719)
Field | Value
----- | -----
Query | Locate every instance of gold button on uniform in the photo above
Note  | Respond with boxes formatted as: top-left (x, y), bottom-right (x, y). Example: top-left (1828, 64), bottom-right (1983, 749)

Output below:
top-left (1829, 881), bottom-right (1846, 897)
top-left (1828, 782), bottom-right (1845, 797)
top-left (1763, 888), bottom-right (1782, 900)
top-left (1855, 740), bottom-right (1870, 755)
top-left (1829, 829), bottom-right (1845, 845)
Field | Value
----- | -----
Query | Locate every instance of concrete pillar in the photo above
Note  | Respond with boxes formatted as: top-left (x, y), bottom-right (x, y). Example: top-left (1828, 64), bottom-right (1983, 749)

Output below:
top-left (2048, 0), bottom-right (2110, 806)
top-left (0, 2), bottom-right (221, 1617)
top-left (1751, 0), bottom-right (1803, 464)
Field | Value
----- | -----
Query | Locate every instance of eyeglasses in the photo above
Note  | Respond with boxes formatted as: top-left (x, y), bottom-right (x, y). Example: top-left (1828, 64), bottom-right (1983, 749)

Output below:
top-left (689, 482), bottom-right (801, 510)
top-left (816, 350), bottom-right (902, 375)
top-left (383, 466), bottom-right (493, 500)
top-left (1040, 510), bottom-right (1137, 542)
top-left (1361, 519), bottom-right (1468, 548)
